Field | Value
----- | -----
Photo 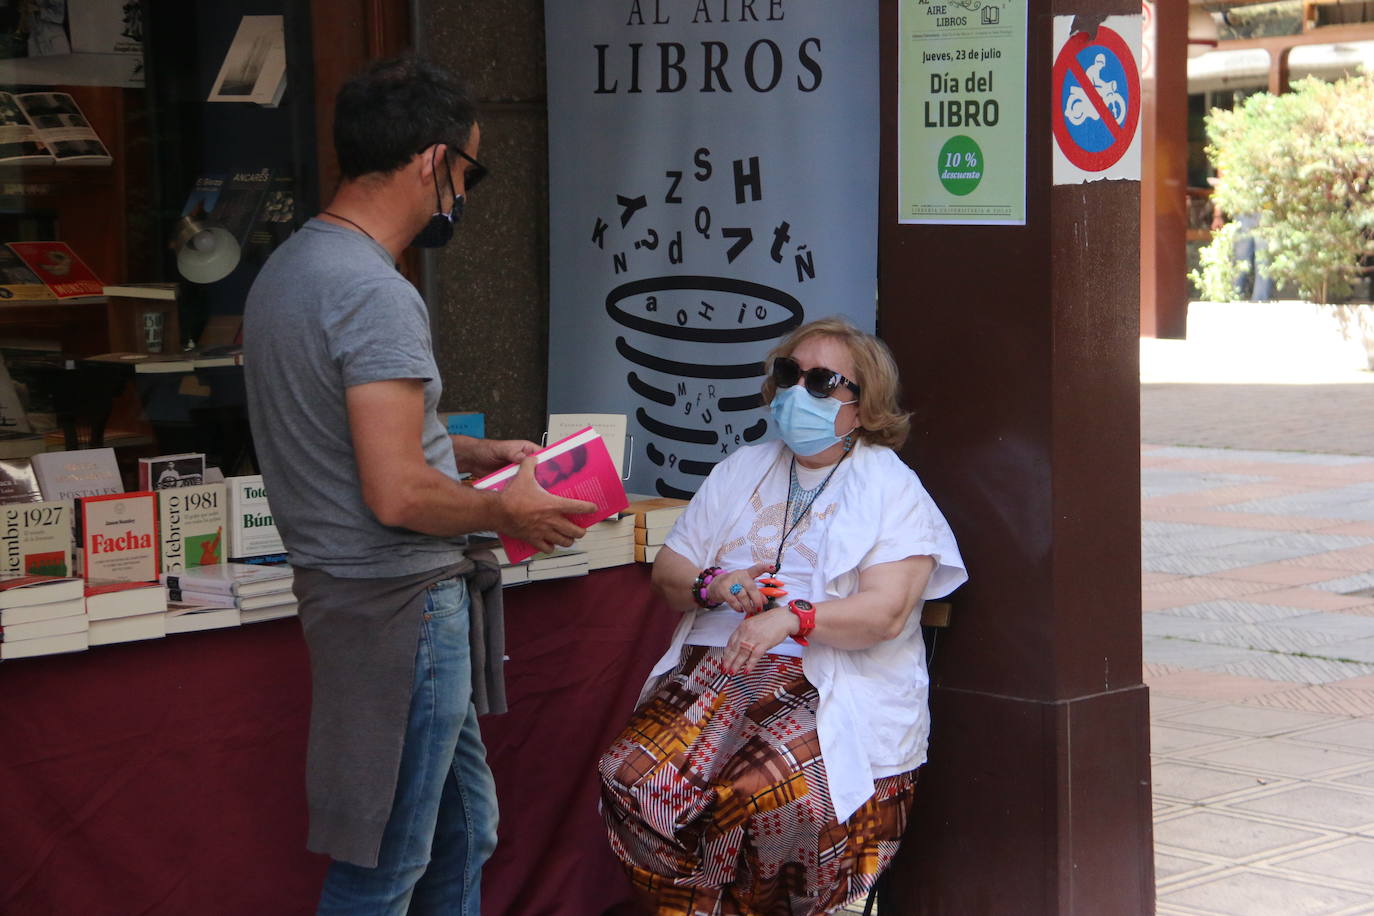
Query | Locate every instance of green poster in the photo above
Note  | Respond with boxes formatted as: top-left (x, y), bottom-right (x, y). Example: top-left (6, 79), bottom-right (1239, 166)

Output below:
top-left (898, 0), bottom-right (1027, 225)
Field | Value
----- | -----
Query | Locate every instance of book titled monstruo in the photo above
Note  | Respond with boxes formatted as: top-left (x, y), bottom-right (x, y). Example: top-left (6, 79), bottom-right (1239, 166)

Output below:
top-left (80, 492), bottom-right (158, 583)
top-left (471, 426), bottom-right (628, 564)
top-left (158, 483), bottom-right (226, 573)
top-left (1, 499), bottom-right (73, 576)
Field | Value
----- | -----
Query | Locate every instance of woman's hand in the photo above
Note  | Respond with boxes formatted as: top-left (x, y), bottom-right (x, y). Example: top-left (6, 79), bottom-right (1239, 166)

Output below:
top-left (706, 561), bottom-right (776, 615)
top-left (722, 607), bottom-right (797, 674)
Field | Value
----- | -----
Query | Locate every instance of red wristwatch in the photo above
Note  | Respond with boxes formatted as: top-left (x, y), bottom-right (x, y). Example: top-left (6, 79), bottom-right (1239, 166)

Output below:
top-left (787, 599), bottom-right (815, 646)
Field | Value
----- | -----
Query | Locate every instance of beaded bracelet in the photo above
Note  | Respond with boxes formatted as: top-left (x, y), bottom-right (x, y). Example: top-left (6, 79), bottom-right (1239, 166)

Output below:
top-left (692, 566), bottom-right (723, 608)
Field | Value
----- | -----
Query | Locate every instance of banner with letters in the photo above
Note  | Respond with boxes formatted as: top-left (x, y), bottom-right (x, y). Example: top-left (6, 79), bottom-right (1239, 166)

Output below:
top-left (545, 1), bottom-right (879, 499)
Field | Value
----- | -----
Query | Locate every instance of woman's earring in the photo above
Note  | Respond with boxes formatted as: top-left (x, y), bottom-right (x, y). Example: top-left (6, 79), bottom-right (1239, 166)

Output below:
top-left (844, 434), bottom-right (854, 451)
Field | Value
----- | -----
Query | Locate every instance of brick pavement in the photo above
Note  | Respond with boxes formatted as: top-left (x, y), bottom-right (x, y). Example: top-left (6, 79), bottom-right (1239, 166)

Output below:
top-left (1142, 384), bottom-right (1374, 457)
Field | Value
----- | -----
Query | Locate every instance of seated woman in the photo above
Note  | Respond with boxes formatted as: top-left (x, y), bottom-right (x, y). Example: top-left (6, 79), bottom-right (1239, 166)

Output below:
top-left (599, 317), bottom-right (967, 915)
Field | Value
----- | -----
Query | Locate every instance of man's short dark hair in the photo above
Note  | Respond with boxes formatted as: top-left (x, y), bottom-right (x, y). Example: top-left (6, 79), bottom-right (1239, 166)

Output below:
top-left (334, 56), bottom-right (478, 180)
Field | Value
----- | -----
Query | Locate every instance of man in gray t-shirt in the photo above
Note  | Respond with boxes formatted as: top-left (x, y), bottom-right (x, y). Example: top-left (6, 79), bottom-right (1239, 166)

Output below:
top-left (243, 57), bottom-right (592, 912)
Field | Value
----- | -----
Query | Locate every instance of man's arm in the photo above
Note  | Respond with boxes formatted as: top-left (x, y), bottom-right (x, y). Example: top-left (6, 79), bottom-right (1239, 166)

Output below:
top-left (347, 379), bottom-right (594, 551)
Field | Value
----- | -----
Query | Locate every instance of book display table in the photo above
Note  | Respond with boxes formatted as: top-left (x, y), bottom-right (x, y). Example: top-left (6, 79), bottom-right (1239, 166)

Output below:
top-left (0, 563), bottom-right (674, 915)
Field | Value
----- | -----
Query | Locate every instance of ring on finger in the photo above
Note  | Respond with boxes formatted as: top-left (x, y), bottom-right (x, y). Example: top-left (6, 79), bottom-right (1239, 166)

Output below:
top-left (729, 583), bottom-right (743, 596)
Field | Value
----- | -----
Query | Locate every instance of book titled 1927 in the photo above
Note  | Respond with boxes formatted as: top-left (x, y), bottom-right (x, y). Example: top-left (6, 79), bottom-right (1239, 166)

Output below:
top-left (472, 426), bottom-right (629, 564)
top-left (79, 492), bottom-right (158, 583)
top-left (159, 483), bottom-right (226, 573)
top-left (1, 499), bottom-right (73, 576)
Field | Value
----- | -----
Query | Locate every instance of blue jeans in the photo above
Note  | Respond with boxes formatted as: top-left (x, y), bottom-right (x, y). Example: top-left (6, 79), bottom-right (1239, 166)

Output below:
top-left (317, 577), bottom-right (499, 915)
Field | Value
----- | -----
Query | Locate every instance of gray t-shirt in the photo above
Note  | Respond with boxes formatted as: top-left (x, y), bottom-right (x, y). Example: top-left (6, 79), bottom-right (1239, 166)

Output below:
top-left (243, 219), bottom-right (464, 578)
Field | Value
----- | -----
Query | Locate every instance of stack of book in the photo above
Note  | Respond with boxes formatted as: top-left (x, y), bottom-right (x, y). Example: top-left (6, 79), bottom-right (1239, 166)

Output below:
top-left (85, 580), bottom-right (168, 646)
top-left (527, 547), bottom-right (589, 582)
top-left (0, 572), bottom-right (87, 660)
top-left (161, 562), bottom-right (296, 624)
top-left (579, 514), bottom-right (636, 570)
top-left (626, 496), bottom-right (689, 563)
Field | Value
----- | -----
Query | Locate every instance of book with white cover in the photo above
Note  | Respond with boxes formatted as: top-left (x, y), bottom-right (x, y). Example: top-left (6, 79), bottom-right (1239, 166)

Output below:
top-left (0, 594), bottom-right (84, 626)
top-left (241, 603), bottom-right (297, 624)
top-left (31, 448), bottom-right (122, 501)
top-left (1, 499), bottom-right (73, 576)
top-left (166, 602), bottom-right (241, 634)
top-left (162, 561), bottom-right (291, 597)
top-left (1, 612), bottom-right (87, 641)
top-left (85, 580), bottom-right (168, 621)
top-left (167, 588), bottom-right (292, 612)
top-left (89, 612), bottom-right (166, 646)
top-left (0, 629), bottom-right (87, 660)
top-left (0, 571), bottom-right (83, 608)
top-left (225, 476), bottom-right (285, 560)
top-left (208, 16), bottom-right (287, 107)
top-left (158, 484), bottom-right (226, 572)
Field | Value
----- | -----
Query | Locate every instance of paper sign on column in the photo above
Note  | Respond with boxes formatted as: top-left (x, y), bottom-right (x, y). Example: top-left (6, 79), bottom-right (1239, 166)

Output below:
top-left (547, 414), bottom-right (628, 479)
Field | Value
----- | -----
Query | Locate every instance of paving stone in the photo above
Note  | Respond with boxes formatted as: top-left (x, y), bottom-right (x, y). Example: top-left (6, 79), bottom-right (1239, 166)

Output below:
top-left (1152, 760), bottom-right (1276, 802)
top-left (1270, 837), bottom-right (1374, 887)
top-left (1213, 654), bottom-right (1374, 686)
top-left (1154, 810), bottom-right (1325, 858)
top-left (1160, 600), bottom-right (1315, 624)
top-left (1157, 868), bottom-right (1370, 916)
top-left (1161, 704), bottom-right (1340, 737)
top-left (1228, 785), bottom-right (1374, 830)
top-left (1189, 740), bottom-right (1369, 777)
top-left (1298, 720), bottom-right (1374, 753)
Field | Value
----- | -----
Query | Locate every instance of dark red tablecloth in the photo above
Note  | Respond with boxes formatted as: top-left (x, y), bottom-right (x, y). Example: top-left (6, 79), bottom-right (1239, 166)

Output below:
top-left (0, 564), bottom-right (673, 915)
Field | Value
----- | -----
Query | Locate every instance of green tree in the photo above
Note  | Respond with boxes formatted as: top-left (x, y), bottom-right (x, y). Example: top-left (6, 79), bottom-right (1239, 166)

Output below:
top-left (1194, 73), bottom-right (1374, 302)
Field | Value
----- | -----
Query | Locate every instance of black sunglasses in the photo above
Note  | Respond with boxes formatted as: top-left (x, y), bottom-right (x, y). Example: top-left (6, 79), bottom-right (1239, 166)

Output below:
top-left (451, 147), bottom-right (488, 191)
top-left (771, 356), bottom-right (861, 399)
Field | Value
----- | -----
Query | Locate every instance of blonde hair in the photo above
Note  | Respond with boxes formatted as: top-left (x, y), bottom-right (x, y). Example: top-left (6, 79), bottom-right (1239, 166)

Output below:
top-left (760, 317), bottom-right (911, 450)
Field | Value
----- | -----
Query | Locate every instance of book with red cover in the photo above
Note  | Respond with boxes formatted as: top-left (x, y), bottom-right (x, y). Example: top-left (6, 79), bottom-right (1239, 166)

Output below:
top-left (471, 426), bottom-right (628, 564)
top-left (5, 242), bottom-right (103, 299)
top-left (79, 491), bottom-right (158, 583)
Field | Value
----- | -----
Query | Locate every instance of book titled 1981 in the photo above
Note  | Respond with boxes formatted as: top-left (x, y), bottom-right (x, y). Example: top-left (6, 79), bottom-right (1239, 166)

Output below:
top-left (159, 483), bottom-right (226, 573)
top-left (1, 499), bottom-right (73, 576)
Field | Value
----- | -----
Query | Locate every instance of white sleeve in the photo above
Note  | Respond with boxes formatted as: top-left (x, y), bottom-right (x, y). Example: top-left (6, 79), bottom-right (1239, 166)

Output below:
top-left (858, 471), bottom-right (968, 600)
top-left (661, 448), bottom-right (749, 569)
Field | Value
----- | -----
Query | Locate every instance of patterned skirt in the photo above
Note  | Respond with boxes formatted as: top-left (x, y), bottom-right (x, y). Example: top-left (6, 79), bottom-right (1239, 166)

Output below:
top-left (599, 645), bottom-right (917, 916)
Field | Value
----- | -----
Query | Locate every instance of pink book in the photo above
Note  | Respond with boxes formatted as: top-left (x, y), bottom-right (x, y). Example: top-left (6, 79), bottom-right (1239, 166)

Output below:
top-left (472, 427), bottom-right (628, 564)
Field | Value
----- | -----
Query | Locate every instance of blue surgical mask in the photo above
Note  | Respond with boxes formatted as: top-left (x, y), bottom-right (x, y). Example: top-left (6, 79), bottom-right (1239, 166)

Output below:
top-left (770, 385), bottom-right (856, 456)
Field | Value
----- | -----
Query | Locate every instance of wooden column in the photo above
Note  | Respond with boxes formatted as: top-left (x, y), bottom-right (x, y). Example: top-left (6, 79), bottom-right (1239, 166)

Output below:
top-left (877, 0), bottom-right (1153, 911)
top-left (1141, 0), bottom-right (1189, 339)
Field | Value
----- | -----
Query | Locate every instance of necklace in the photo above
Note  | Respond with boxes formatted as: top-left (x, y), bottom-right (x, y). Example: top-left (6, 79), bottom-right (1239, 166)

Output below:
top-left (320, 210), bottom-right (378, 244)
top-left (771, 446), bottom-right (850, 577)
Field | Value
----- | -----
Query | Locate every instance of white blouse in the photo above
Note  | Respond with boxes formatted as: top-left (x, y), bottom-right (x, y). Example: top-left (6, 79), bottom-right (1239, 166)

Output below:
top-left (654, 439), bottom-right (968, 822)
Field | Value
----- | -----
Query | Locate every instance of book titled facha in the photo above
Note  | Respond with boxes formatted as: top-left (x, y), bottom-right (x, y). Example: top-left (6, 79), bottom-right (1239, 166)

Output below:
top-left (471, 426), bottom-right (628, 564)
top-left (80, 492), bottom-right (158, 583)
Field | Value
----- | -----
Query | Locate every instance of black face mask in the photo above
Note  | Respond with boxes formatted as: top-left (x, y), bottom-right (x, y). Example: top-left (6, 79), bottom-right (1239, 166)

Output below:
top-left (410, 149), bottom-right (463, 249)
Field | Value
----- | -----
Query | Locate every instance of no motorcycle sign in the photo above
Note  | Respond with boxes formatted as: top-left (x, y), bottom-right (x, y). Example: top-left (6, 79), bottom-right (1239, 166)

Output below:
top-left (1051, 15), bottom-right (1142, 184)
